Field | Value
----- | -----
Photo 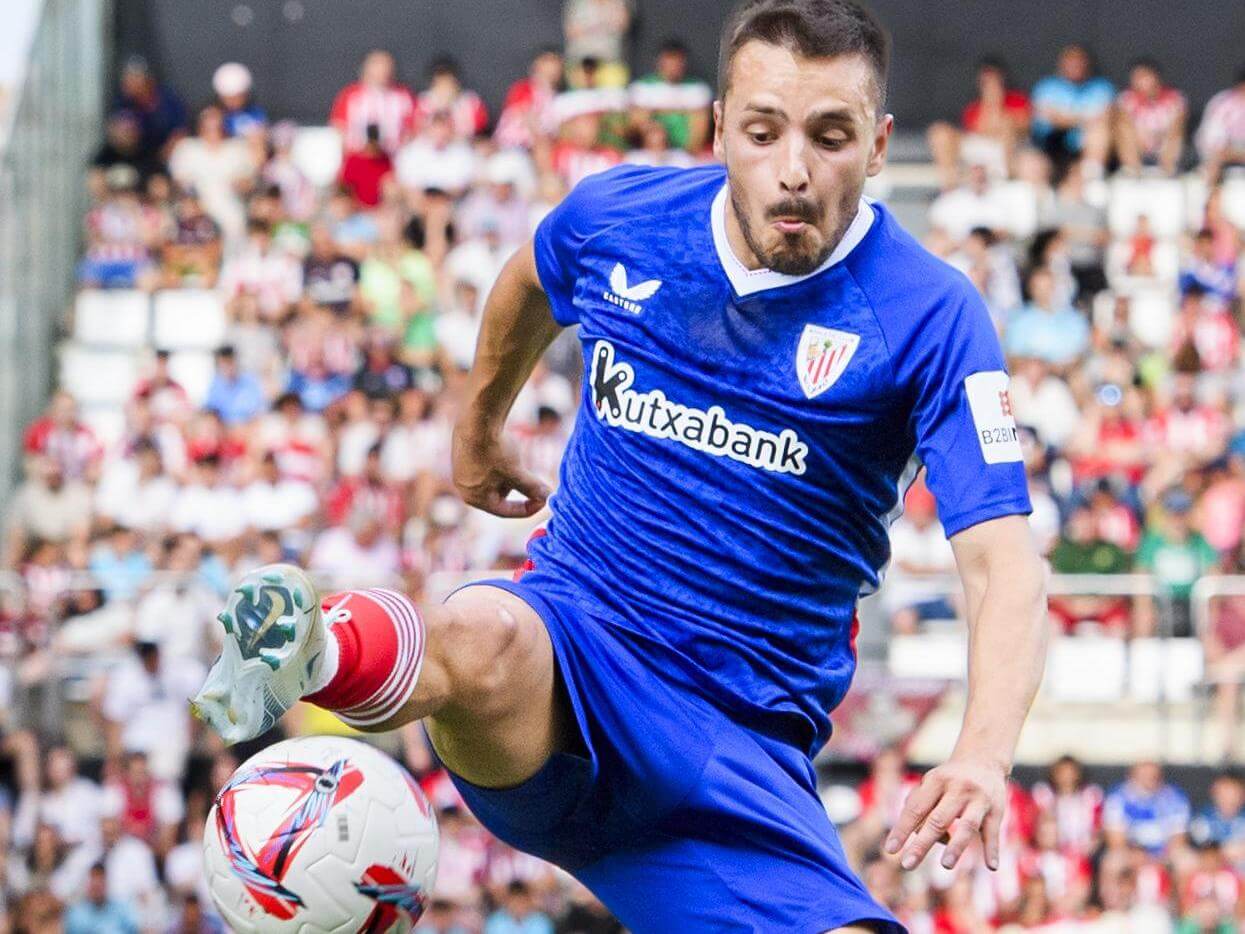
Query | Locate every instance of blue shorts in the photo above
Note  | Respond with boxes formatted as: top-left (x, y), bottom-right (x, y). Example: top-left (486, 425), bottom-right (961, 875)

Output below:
top-left (447, 574), bottom-right (902, 933)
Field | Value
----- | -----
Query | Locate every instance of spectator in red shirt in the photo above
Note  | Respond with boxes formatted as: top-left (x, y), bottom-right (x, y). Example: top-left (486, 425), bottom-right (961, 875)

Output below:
top-left (1115, 59), bottom-right (1186, 176)
top-left (23, 391), bottom-right (102, 483)
top-left (415, 56), bottom-right (489, 141)
top-left (928, 58), bottom-right (1031, 190)
top-left (324, 443), bottom-right (404, 534)
top-left (494, 48), bottom-right (564, 152)
top-left (339, 124), bottom-right (394, 208)
top-left (329, 50), bottom-right (416, 155)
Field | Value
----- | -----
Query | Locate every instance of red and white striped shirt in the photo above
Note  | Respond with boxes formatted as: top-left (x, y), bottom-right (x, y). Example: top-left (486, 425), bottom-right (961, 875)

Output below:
top-left (1117, 87), bottom-right (1185, 159)
top-left (329, 82), bottom-right (418, 154)
top-left (415, 89), bottom-right (488, 140)
top-left (1198, 87), bottom-right (1245, 159)
top-left (1030, 783), bottom-right (1103, 854)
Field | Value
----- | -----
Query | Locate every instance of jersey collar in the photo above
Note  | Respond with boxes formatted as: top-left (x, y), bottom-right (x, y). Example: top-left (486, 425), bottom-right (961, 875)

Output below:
top-left (710, 183), bottom-right (875, 297)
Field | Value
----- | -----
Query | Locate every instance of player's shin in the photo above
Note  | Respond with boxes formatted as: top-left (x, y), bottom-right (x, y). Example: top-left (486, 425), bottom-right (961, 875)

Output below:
top-left (304, 589), bottom-right (448, 731)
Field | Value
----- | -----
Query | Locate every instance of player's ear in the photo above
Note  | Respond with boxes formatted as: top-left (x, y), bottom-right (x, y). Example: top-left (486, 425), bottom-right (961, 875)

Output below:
top-left (866, 112), bottom-right (893, 178)
top-left (712, 100), bottom-right (725, 162)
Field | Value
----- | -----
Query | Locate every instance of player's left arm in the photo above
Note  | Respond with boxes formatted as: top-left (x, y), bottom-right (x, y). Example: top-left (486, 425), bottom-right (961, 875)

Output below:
top-left (885, 513), bottom-right (1047, 872)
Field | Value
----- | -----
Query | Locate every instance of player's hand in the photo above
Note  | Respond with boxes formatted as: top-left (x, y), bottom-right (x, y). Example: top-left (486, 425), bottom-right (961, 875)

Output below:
top-left (883, 755), bottom-right (1008, 872)
top-left (452, 421), bottom-right (551, 519)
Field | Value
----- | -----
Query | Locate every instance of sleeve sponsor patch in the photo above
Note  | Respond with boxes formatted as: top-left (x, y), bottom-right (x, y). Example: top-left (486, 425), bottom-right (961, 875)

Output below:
top-left (964, 371), bottom-right (1023, 465)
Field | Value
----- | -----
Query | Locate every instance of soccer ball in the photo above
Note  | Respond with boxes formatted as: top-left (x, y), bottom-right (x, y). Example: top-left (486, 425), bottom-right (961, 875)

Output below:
top-left (203, 735), bottom-right (438, 933)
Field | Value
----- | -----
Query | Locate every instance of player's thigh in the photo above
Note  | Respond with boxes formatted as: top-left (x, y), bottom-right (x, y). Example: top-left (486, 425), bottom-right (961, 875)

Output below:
top-left (425, 584), bottom-right (573, 789)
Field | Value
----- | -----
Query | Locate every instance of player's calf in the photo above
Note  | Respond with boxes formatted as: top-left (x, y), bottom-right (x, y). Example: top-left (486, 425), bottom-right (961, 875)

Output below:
top-left (193, 565), bottom-right (563, 789)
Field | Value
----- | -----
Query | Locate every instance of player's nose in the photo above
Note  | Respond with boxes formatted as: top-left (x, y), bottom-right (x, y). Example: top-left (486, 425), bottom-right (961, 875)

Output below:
top-left (776, 136), bottom-right (811, 194)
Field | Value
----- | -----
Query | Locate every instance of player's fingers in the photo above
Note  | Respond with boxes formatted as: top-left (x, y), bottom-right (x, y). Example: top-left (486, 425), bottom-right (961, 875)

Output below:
top-left (981, 801), bottom-right (1003, 871)
top-left (899, 793), bottom-right (964, 870)
top-left (884, 775), bottom-right (944, 855)
top-left (509, 472), bottom-right (552, 512)
top-left (939, 800), bottom-right (988, 870)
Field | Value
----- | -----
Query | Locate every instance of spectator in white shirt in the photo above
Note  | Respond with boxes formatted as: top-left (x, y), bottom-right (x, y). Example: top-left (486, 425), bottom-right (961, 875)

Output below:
top-left (168, 106), bottom-right (255, 244)
top-left (94, 438), bottom-right (177, 535)
top-left (928, 160), bottom-right (1010, 243)
top-left (170, 456), bottom-right (246, 546)
top-left (395, 110), bottom-right (477, 199)
top-left (14, 746), bottom-right (105, 851)
top-left (309, 508), bottom-right (402, 588)
top-left (884, 480), bottom-right (959, 634)
top-left (241, 453), bottom-right (318, 543)
top-left (99, 640), bottom-right (205, 781)
top-left (219, 218), bottom-right (303, 321)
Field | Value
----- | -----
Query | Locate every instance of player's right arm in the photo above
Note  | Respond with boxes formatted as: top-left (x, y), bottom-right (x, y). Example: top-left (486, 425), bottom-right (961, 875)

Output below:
top-left (452, 240), bottom-right (561, 518)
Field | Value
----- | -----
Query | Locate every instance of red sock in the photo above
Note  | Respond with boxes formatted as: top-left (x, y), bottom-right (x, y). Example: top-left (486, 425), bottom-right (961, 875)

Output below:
top-left (305, 589), bottom-right (425, 728)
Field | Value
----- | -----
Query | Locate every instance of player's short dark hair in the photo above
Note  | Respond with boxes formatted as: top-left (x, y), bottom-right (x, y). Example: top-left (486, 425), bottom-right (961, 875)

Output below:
top-left (718, 0), bottom-right (890, 110)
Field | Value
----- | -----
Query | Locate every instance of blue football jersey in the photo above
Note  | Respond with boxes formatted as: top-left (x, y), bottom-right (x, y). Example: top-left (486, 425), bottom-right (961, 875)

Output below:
top-left (528, 164), bottom-right (1031, 753)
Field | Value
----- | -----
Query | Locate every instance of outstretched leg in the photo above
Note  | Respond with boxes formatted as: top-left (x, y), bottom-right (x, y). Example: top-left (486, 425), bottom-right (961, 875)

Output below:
top-left (192, 565), bottom-right (570, 788)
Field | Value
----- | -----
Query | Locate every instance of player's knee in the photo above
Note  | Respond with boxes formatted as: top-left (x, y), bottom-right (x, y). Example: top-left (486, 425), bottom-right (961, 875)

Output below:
top-left (439, 597), bottom-right (538, 717)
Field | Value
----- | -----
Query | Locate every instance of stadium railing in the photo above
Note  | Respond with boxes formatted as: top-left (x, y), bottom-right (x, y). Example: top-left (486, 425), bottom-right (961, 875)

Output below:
top-left (0, 0), bottom-right (111, 506)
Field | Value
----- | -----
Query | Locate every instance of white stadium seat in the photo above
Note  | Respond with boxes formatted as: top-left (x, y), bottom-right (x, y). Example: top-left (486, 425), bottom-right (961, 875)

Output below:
top-left (58, 344), bottom-right (141, 405)
top-left (1107, 177), bottom-right (1186, 239)
top-left (888, 632), bottom-right (967, 680)
top-left (1128, 638), bottom-right (1204, 703)
top-left (72, 289), bottom-right (150, 347)
top-left (1183, 174), bottom-right (1209, 230)
top-left (167, 350), bottom-right (216, 406)
top-left (1045, 636), bottom-right (1126, 702)
top-left (1127, 286), bottom-right (1178, 348)
top-left (291, 125), bottom-right (344, 189)
top-left (152, 289), bottom-right (227, 350)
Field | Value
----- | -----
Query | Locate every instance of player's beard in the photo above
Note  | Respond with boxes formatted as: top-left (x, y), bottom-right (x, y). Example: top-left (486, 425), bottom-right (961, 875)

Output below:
top-left (729, 180), bottom-right (861, 277)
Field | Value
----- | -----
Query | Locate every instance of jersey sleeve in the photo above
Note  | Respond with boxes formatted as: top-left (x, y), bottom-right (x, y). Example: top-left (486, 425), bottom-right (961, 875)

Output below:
top-left (532, 165), bottom-right (651, 327)
top-left (905, 285), bottom-right (1032, 538)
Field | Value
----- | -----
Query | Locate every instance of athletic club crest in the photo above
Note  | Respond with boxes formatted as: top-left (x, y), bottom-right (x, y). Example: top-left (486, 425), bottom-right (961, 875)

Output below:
top-left (796, 324), bottom-right (859, 399)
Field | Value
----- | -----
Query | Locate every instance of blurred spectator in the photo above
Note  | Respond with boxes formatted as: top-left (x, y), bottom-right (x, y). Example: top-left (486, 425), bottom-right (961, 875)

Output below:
top-left (309, 507), bottom-right (401, 586)
top-left (330, 50), bottom-right (416, 155)
top-left (360, 212), bottom-right (439, 363)
top-left (99, 639), bottom-right (205, 781)
top-left (113, 56), bottom-right (188, 160)
top-left (4, 458), bottom-right (92, 566)
top-left (169, 106), bottom-right (256, 243)
top-left (549, 89), bottom-right (625, 189)
top-left (928, 161), bottom-right (1009, 242)
top-left (485, 880), bottom-right (553, 934)
top-left (882, 479), bottom-right (957, 634)
top-left (928, 58), bottom-right (1031, 189)
top-left (1050, 160), bottom-right (1108, 299)
top-left (1030, 44), bottom-right (1113, 176)
top-left (1180, 229), bottom-right (1238, 307)
top-left (64, 862), bottom-right (137, 934)
top-left (167, 893), bottom-right (224, 934)
top-left (396, 109), bottom-right (478, 199)
top-left (23, 392), bottom-right (101, 482)
top-left (1031, 755), bottom-right (1103, 854)
top-left (211, 62), bottom-right (265, 139)
top-left (1004, 265), bottom-right (1090, 366)
top-left (1048, 505), bottom-right (1131, 634)
top-left (304, 221), bottom-right (360, 316)
top-left (495, 49), bottom-right (564, 152)
top-left (627, 40), bottom-right (711, 153)
top-left (1190, 772), bottom-right (1245, 859)
top-left (87, 524), bottom-right (152, 604)
top-left (1104, 761), bottom-right (1191, 855)
top-left (1115, 58), bottom-right (1187, 176)
top-left (1136, 488), bottom-right (1219, 637)
top-left (1196, 66), bottom-right (1245, 184)
top-left (78, 164), bottom-right (162, 290)
top-left (339, 123), bottom-right (394, 208)
top-left (563, 0), bottom-right (632, 88)
top-left (160, 189), bottom-right (222, 288)
top-left (91, 111), bottom-right (163, 192)
top-left (416, 57), bottom-right (489, 141)
top-left (204, 346), bottom-right (266, 426)
top-left (457, 152), bottom-right (534, 246)
top-left (219, 218), bottom-right (303, 319)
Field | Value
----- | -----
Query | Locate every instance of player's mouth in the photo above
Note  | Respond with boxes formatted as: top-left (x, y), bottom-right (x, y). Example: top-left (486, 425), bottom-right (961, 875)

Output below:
top-left (771, 218), bottom-right (810, 235)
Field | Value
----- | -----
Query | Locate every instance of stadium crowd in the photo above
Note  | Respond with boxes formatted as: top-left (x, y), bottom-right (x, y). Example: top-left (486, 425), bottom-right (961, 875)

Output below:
top-left (1, 5), bottom-right (1244, 929)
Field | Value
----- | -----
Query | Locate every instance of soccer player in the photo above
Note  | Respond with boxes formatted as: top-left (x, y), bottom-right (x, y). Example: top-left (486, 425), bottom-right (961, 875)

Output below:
top-left (192, 1), bottom-right (1048, 930)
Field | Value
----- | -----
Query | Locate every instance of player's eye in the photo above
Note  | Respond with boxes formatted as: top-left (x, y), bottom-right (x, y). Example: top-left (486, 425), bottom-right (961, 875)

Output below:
top-left (819, 136), bottom-right (848, 150)
top-left (745, 128), bottom-right (775, 145)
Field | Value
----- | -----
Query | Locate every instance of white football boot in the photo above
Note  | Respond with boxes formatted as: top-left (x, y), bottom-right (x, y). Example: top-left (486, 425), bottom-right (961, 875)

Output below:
top-left (191, 564), bottom-right (328, 745)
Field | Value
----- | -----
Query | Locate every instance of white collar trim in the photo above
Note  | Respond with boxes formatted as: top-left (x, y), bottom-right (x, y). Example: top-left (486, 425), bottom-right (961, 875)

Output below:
top-left (710, 184), bottom-right (874, 297)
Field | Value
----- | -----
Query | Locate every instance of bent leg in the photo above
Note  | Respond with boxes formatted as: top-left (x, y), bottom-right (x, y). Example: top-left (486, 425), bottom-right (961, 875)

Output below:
top-left (308, 585), bottom-right (569, 789)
